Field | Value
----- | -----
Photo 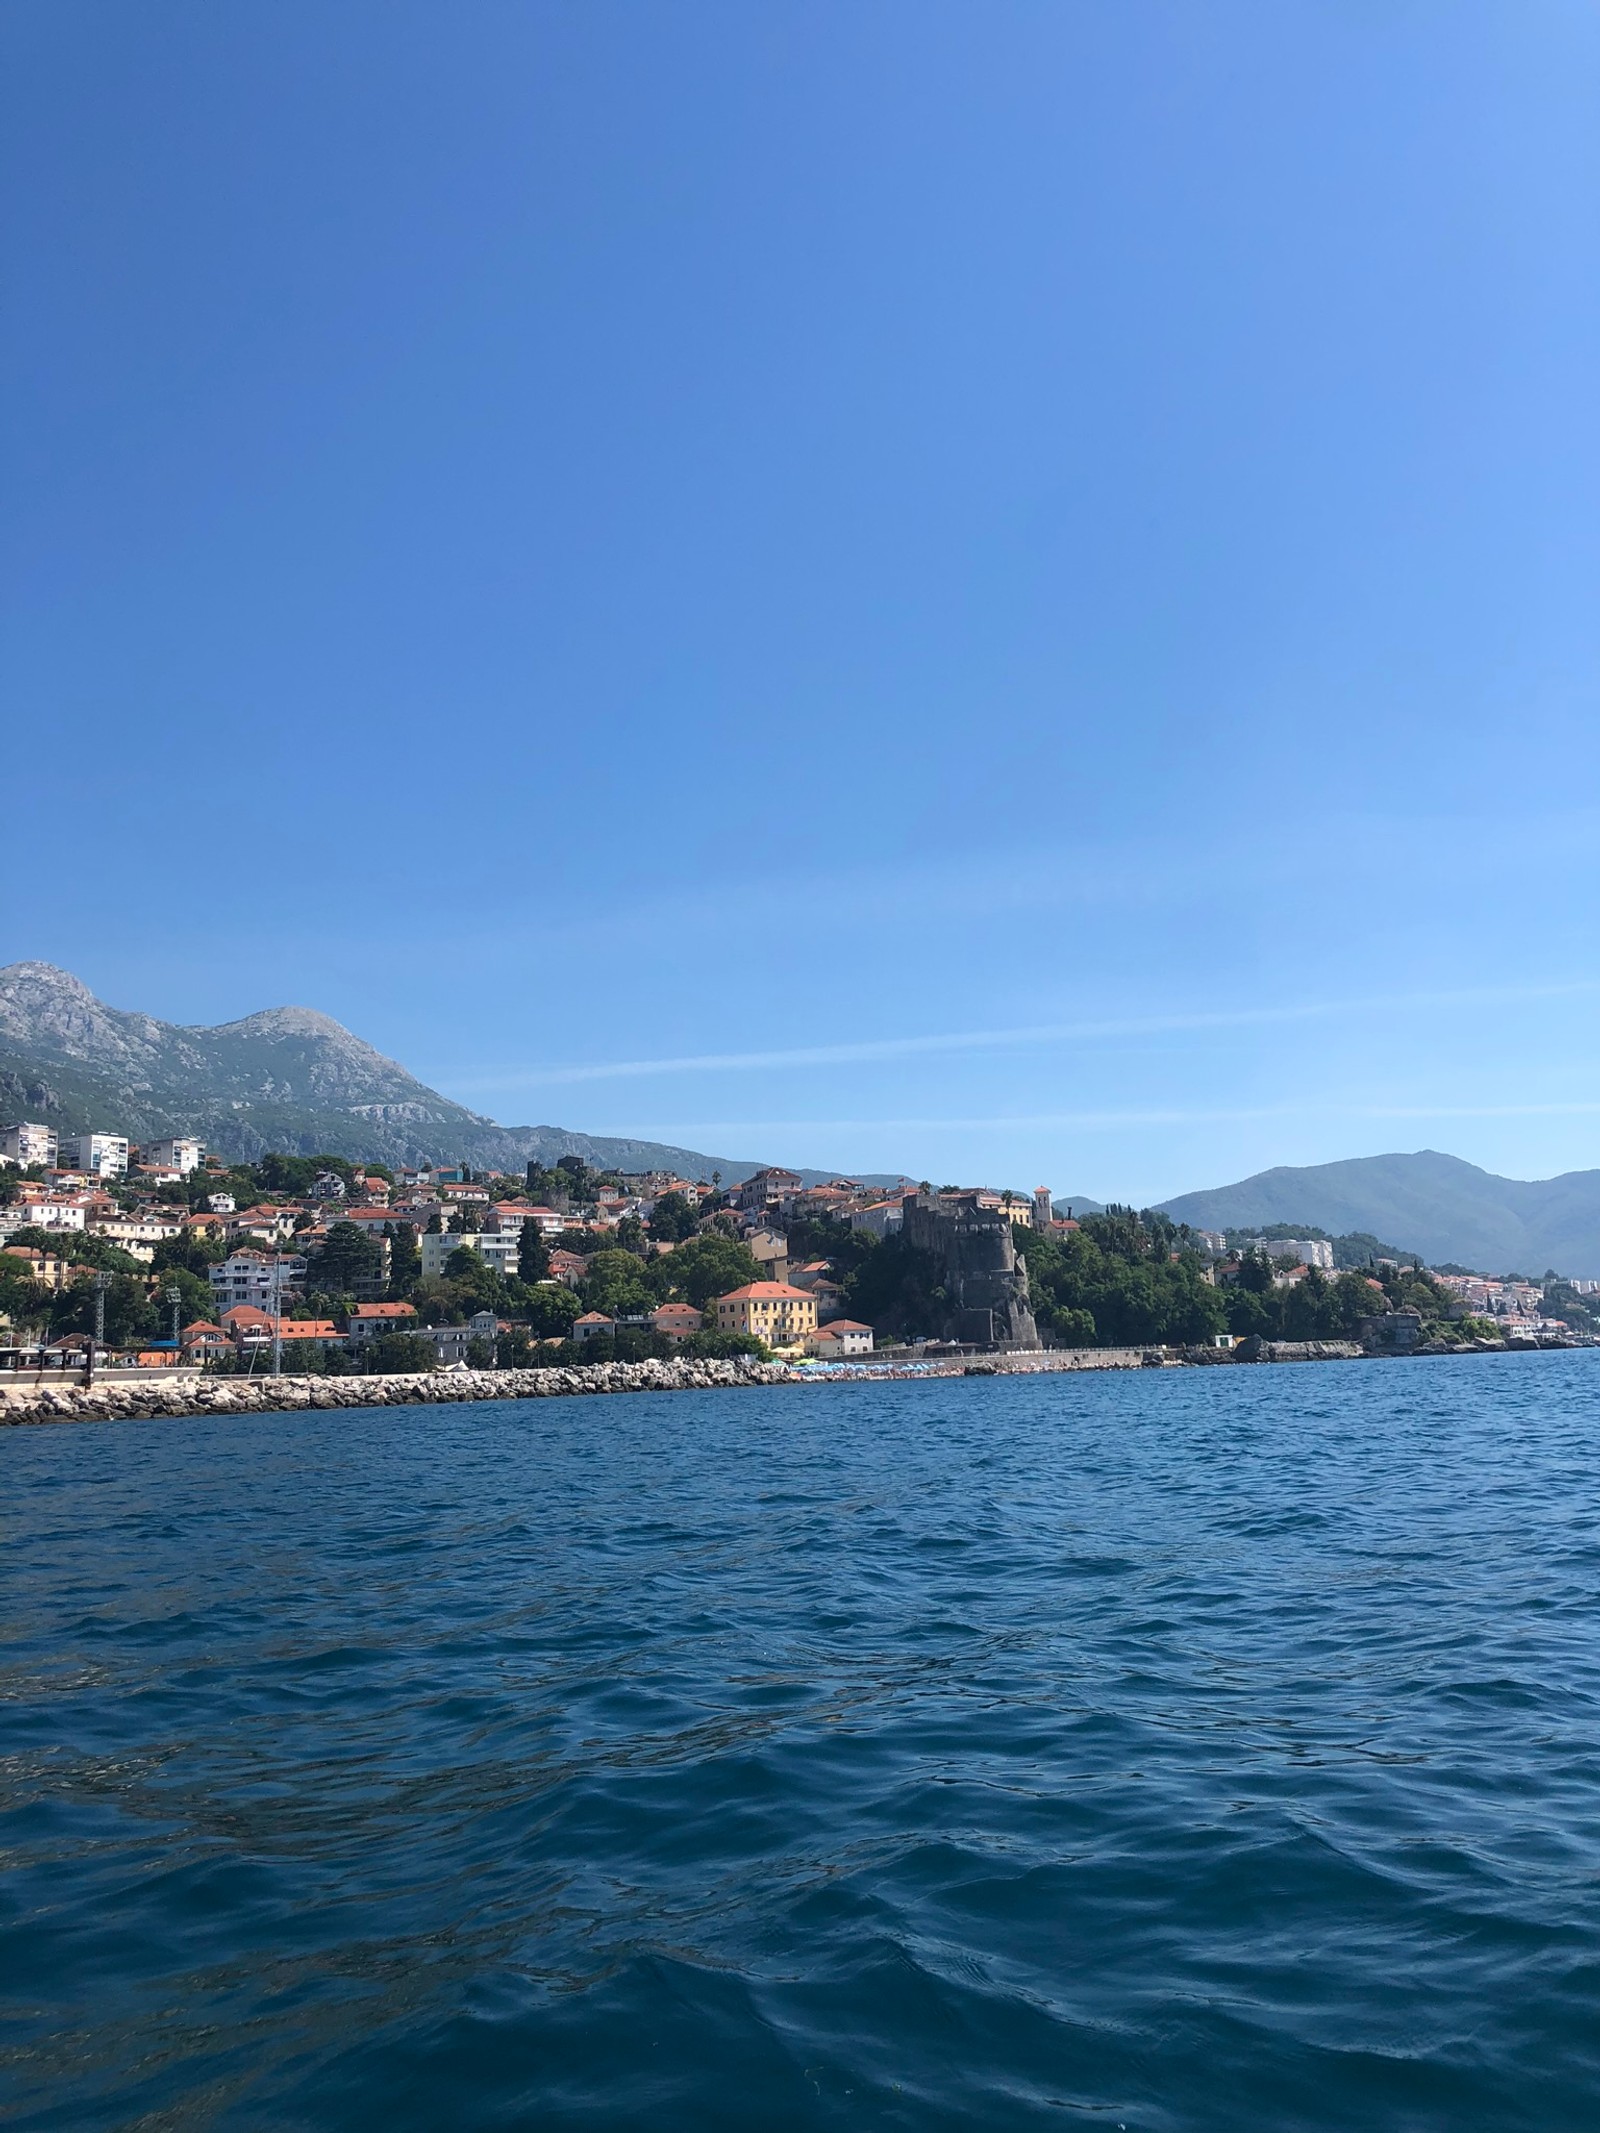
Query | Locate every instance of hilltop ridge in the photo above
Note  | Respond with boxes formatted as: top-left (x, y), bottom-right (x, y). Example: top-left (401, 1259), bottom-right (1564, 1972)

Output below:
top-left (0, 963), bottom-right (785, 1181)
top-left (1159, 1150), bottom-right (1600, 1277)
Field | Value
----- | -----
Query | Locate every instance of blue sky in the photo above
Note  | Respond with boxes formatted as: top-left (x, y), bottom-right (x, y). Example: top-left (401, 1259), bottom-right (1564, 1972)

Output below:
top-left (5, 1), bottom-right (1598, 1201)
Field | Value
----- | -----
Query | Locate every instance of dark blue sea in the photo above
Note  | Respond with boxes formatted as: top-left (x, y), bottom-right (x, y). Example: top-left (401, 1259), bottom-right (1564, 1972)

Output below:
top-left (4, 1357), bottom-right (1600, 2131)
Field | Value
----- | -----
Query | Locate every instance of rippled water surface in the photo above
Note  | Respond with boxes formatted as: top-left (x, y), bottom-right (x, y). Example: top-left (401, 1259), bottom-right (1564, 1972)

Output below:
top-left (5, 1358), bottom-right (1600, 2130)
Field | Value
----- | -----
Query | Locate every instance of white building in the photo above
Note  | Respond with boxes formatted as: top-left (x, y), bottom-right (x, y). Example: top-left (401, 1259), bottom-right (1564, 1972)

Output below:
top-left (0, 1122), bottom-right (58, 1169)
top-left (0, 1200), bottom-right (88, 1238)
top-left (804, 1319), bottom-right (875, 1357)
top-left (420, 1228), bottom-right (522, 1281)
top-left (209, 1251), bottom-right (308, 1310)
top-left (1238, 1236), bottom-right (1335, 1270)
top-left (62, 1133), bottom-right (130, 1179)
top-left (88, 1212), bottom-right (183, 1258)
top-left (143, 1137), bottom-right (205, 1175)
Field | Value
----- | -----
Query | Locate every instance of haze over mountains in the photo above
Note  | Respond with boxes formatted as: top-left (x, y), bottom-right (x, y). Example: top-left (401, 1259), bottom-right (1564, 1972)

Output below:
top-left (4, 963), bottom-right (1600, 1272)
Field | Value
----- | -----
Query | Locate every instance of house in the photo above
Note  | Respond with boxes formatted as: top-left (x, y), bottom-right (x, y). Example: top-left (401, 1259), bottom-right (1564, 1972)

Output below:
top-left (226, 1204), bottom-right (301, 1243)
top-left (0, 1244), bottom-right (72, 1292)
top-left (713, 1282), bottom-right (818, 1348)
top-left (652, 1301), bottom-right (703, 1343)
top-left (0, 1122), bottom-right (58, 1169)
top-left (181, 1320), bottom-right (232, 1359)
top-left (330, 1205), bottom-right (412, 1239)
top-left (62, 1133), bottom-right (129, 1179)
top-left (88, 1211), bottom-right (183, 1259)
top-left (547, 1248), bottom-right (589, 1287)
top-left (572, 1310), bottom-right (615, 1344)
top-left (491, 1201), bottom-right (565, 1237)
top-left (308, 1171), bottom-right (348, 1200)
top-left (745, 1229), bottom-right (790, 1283)
top-left (736, 1167), bottom-right (804, 1214)
top-left (426, 1323), bottom-right (479, 1366)
top-left (144, 1137), bottom-right (205, 1175)
top-left (0, 1197), bottom-right (88, 1237)
top-left (803, 1319), bottom-right (874, 1358)
top-left (209, 1251), bottom-right (308, 1311)
top-left (345, 1301), bottom-right (419, 1345)
top-left (220, 1306), bottom-right (342, 1349)
top-left (440, 1180), bottom-right (491, 1207)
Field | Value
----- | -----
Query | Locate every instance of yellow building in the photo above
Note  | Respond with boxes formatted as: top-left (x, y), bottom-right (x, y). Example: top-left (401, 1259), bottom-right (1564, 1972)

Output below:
top-left (714, 1281), bottom-right (818, 1350)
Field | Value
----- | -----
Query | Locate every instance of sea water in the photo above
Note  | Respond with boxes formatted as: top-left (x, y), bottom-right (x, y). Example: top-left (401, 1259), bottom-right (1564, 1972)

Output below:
top-left (4, 1356), bottom-right (1600, 2130)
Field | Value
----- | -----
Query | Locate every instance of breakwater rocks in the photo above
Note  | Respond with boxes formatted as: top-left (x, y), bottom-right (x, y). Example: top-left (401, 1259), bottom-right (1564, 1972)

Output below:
top-left (0, 1356), bottom-right (798, 1428)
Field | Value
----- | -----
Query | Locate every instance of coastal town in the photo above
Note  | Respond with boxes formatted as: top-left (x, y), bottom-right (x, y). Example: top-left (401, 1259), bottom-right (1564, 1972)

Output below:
top-left (1, 1117), bottom-right (1593, 1380)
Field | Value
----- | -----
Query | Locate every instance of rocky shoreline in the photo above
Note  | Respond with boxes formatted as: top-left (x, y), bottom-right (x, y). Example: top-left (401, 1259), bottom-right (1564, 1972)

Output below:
top-left (0, 1334), bottom-right (1586, 1428)
top-left (0, 1355), bottom-right (797, 1427)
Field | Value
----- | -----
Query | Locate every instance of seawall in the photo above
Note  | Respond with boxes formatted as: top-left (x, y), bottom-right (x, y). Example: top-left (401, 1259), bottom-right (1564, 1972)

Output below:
top-left (0, 1356), bottom-right (797, 1427)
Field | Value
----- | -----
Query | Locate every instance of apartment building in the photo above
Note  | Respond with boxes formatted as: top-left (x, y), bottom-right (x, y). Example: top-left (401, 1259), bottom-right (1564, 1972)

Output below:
top-left (208, 1251), bottom-right (308, 1311)
top-left (0, 1122), bottom-right (58, 1169)
top-left (61, 1133), bottom-right (130, 1178)
top-left (142, 1136), bottom-right (205, 1174)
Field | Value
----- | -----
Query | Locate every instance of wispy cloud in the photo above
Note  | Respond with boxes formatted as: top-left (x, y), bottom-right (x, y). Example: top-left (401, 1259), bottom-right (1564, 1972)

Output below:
top-left (451, 979), bottom-right (1600, 1092)
top-left (632, 1101), bottom-right (1600, 1136)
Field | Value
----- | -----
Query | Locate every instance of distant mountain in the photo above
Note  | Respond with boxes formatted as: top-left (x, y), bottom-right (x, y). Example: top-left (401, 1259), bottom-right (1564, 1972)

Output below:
top-left (0, 962), bottom-right (883, 1185)
top-left (1053, 1195), bottom-right (1106, 1218)
top-left (1159, 1151), bottom-right (1600, 1277)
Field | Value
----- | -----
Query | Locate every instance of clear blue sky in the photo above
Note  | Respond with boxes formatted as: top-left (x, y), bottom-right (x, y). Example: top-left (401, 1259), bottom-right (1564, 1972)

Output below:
top-left (6, 1), bottom-right (1598, 1200)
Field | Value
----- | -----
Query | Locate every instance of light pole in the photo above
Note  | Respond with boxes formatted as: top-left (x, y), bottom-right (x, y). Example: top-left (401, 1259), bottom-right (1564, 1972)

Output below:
top-left (271, 1251), bottom-right (283, 1378)
top-left (86, 1269), bottom-right (110, 1386)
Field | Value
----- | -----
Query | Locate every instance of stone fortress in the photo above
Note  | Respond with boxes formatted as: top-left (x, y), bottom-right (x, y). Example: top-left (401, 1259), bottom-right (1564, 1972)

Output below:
top-left (900, 1190), bottom-right (1039, 1348)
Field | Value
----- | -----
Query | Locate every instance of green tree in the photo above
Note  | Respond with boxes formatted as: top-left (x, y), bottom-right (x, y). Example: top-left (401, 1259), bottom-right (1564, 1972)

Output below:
top-left (652, 1233), bottom-right (761, 1309)
top-left (581, 1249), bottom-right (655, 1317)
top-left (844, 1234), bottom-right (945, 1340)
top-left (0, 1265), bottom-right (50, 1340)
top-left (521, 1284), bottom-right (583, 1339)
top-left (388, 1222), bottom-right (420, 1298)
top-left (50, 1273), bottom-right (156, 1349)
top-left (647, 1191), bottom-right (699, 1243)
top-left (152, 1231), bottom-right (226, 1277)
top-left (517, 1222), bottom-right (550, 1283)
top-left (369, 1330), bottom-right (439, 1373)
top-left (306, 1220), bottom-right (383, 1296)
top-left (442, 1247), bottom-right (506, 1313)
top-left (6, 1227), bottom-right (142, 1274)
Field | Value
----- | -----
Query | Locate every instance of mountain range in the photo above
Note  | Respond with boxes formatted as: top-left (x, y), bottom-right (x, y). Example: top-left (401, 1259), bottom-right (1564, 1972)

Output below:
top-left (1159, 1152), bottom-right (1600, 1278)
top-left (0, 962), bottom-right (887, 1186)
top-left (4, 963), bottom-right (1598, 1271)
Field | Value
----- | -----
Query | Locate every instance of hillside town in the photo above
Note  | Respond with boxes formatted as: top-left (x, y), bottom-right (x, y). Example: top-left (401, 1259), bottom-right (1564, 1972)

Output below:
top-left (1, 1117), bottom-right (1593, 1377)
